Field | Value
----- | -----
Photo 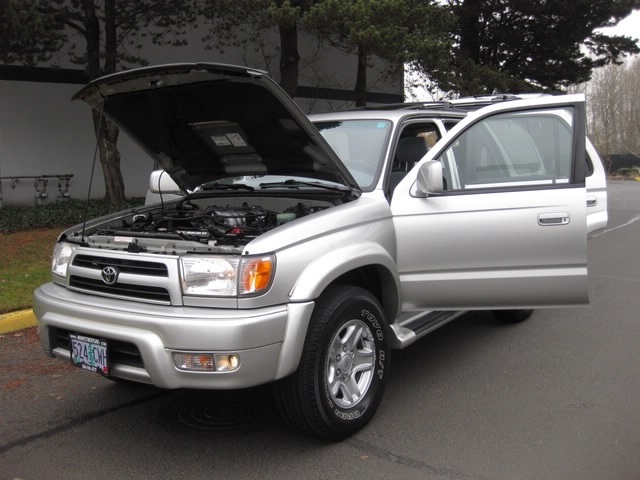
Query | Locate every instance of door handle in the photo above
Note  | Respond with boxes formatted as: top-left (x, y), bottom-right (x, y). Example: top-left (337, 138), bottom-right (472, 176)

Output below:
top-left (538, 212), bottom-right (570, 226)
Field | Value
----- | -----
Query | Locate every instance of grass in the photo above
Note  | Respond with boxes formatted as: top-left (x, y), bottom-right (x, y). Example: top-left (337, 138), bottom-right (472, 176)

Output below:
top-left (0, 197), bottom-right (144, 314)
top-left (0, 228), bottom-right (62, 313)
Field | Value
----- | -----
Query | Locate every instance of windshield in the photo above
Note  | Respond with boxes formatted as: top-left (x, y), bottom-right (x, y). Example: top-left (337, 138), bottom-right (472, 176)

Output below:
top-left (314, 120), bottom-right (391, 190)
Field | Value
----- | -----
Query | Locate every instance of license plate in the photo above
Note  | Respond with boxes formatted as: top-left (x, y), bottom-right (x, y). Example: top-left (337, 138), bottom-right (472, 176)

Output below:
top-left (69, 333), bottom-right (110, 376)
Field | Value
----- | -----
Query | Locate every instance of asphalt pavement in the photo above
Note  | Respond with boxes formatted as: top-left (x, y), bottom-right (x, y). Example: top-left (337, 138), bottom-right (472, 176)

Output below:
top-left (1, 180), bottom-right (639, 480)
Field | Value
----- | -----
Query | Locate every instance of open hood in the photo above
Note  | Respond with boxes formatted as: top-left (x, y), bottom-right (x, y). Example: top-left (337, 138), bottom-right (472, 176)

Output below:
top-left (74, 63), bottom-right (360, 193)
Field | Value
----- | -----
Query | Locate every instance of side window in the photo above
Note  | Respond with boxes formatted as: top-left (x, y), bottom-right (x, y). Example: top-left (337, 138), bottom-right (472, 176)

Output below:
top-left (390, 123), bottom-right (442, 192)
top-left (439, 108), bottom-right (574, 191)
top-left (443, 120), bottom-right (460, 131)
top-left (586, 153), bottom-right (594, 177)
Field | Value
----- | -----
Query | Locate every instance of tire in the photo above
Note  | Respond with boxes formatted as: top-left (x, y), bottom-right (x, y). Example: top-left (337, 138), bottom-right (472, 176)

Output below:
top-left (273, 285), bottom-right (390, 440)
top-left (492, 309), bottom-right (534, 323)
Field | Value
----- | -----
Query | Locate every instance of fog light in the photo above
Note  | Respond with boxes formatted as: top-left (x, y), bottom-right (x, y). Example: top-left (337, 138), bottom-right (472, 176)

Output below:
top-left (172, 352), bottom-right (240, 372)
top-left (214, 354), bottom-right (240, 372)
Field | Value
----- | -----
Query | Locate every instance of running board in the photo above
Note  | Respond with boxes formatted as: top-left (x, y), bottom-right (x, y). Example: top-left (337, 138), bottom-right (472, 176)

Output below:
top-left (389, 310), bottom-right (467, 349)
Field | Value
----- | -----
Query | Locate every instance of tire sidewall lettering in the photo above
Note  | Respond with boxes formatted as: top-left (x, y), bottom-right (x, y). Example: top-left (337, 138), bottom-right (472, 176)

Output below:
top-left (334, 408), bottom-right (361, 421)
top-left (320, 300), bottom-right (388, 423)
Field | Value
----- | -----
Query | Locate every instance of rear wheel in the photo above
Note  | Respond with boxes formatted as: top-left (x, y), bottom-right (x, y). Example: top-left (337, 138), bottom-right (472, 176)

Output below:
top-left (273, 285), bottom-right (390, 440)
top-left (492, 309), bottom-right (534, 323)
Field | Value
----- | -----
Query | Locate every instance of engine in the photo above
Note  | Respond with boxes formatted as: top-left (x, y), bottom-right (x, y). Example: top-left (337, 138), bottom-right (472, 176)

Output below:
top-left (93, 200), bottom-right (326, 247)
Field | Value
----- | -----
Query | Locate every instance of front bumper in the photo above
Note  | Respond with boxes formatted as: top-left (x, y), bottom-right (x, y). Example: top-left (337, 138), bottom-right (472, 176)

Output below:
top-left (34, 282), bottom-right (314, 389)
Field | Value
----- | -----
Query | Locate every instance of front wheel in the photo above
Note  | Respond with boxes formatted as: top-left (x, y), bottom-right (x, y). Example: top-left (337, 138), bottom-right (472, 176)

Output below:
top-left (273, 285), bottom-right (390, 440)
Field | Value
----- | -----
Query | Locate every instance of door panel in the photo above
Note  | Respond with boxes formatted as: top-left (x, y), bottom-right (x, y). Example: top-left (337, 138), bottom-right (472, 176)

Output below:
top-left (390, 96), bottom-right (588, 311)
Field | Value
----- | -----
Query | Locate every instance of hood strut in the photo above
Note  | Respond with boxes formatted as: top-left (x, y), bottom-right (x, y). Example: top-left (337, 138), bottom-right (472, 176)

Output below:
top-left (81, 102), bottom-right (106, 246)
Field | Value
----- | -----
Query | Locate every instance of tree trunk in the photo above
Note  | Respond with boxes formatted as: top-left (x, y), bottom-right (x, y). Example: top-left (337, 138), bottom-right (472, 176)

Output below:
top-left (104, 0), bottom-right (117, 73)
top-left (93, 110), bottom-right (125, 204)
top-left (278, 23), bottom-right (300, 97)
top-left (454, 0), bottom-right (482, 96)
top-left (355, 45), bottom-right (367, 107)
top-left (82, 0), bottom-right (125, 204)
top-left (81, 0), bottom-right (100, 78)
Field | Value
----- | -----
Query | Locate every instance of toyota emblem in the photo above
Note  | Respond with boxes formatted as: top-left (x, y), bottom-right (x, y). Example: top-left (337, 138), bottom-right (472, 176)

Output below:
top-left (101, 266), bottom-right (119, 285)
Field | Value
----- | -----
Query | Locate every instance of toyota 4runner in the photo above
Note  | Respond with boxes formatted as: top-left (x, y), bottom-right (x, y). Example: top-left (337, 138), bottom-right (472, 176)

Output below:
top-left (34, 63), bottom-right (607, 440)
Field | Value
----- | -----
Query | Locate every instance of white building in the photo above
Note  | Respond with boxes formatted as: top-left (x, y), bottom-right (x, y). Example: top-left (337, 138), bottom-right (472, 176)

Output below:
top-left (0, 28), bottom-right (402, 206)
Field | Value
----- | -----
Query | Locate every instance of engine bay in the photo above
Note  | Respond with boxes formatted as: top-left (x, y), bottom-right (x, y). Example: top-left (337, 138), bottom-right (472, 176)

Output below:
top-left (71, 195), bottom-right (334, 253)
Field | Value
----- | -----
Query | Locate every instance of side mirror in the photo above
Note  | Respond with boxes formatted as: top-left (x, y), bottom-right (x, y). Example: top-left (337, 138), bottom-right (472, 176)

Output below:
top-left (415, 160), bottom-right (444, 197)
top-left (149, 170), bottom-right (181, 194)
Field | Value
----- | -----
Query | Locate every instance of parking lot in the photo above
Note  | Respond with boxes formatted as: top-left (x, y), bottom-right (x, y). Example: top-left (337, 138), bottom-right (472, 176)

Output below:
top-left (1, 180), bottom-right (638, 480)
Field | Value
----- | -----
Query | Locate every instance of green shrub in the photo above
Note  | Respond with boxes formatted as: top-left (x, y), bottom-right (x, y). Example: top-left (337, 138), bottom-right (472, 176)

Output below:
top-left (615, 166), bottom-right (640, 177)
top-left (0, 198), bottom-right (144, 234)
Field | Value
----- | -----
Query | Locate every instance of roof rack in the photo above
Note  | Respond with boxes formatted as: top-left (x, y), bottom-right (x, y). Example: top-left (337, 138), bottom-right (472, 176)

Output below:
top-left (354, 101), bottom-right (456, 111)
top-left (356, 93), bottom-right (547, 112)
top-left (450, 93), bottom-right (548, 110)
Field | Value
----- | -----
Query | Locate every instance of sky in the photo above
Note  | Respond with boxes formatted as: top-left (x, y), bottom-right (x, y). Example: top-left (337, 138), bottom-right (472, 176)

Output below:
top-left (597, 9), bottom-right (640, 40)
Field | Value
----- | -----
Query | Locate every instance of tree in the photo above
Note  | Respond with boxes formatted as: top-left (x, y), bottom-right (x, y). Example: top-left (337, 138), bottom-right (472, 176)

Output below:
top-left (582, 59), bottom-right (640, 158)
top-left (200, 0), bottom-right (318, 98)
top-left (442, 0), bottom-right (640, 95)
top-left (0, 0), bottom-right (65, 66)
top-left (304, 0), bottom-right (454, 106)
top-left (619, 59), bottom-right (640, 157)
top-left (2, 0), bottom-right (199, 204)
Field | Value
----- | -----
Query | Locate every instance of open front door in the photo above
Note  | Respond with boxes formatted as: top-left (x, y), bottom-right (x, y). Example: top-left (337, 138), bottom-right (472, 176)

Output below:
top-left (391, 95), bottom-right (588, 311)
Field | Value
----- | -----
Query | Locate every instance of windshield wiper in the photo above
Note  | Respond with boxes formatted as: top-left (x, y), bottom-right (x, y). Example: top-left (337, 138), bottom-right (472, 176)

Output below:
top-left (259, 179), bottom-right (352, 193)
top-left (199, 182), bottom-right (255, 192)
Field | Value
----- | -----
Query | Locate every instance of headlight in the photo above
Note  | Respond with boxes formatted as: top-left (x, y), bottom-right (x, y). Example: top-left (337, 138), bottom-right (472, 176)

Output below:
top-left (180, 255), bottom-right (274, 296)
top-left (51, 242), bottom-right (75, 278)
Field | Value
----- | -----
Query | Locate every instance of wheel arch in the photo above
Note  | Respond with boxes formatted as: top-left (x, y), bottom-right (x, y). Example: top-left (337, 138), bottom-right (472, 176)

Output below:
top-left (288, 242), bottom-right (400, 322)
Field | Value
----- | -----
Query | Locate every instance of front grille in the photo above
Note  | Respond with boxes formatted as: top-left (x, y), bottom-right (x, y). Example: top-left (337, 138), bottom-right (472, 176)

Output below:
top-left (73, 254), bottom-right (168, 277)
top-left (53, 327), bottom-right (144, 369)
top-left (69, 275), bottom-right (171, 303)
top-left (67, 252), bottom-right (177, 304)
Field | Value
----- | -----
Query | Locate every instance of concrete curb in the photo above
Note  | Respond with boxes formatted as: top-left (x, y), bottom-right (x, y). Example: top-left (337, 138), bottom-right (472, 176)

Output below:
top-left (0, 309), bottom-right (37, 335)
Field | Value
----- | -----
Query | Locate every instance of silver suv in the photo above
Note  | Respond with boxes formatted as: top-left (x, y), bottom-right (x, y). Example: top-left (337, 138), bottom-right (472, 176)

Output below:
top-left (34, 63), bottom-right (607, 440)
